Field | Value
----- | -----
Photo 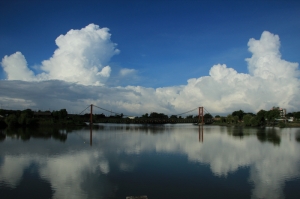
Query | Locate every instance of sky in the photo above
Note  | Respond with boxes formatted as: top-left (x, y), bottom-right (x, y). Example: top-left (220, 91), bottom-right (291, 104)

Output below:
top-left (0, 0), bottom-right (300, 116)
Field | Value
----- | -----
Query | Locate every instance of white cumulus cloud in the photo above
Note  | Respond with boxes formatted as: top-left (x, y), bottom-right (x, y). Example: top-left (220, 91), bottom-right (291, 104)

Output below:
top-left (164, 31), bottom-right (300, 113)
top-left (1, 52), bottom-right (35, 81)
top-left (1, 24), bottom-right (120, 85)
top-left (246, 31), bottom-right (299, 79)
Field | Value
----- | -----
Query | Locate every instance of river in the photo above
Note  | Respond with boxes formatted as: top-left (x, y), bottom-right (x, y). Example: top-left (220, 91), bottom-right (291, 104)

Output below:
top-left (0, 124), bottom-right (300, 199)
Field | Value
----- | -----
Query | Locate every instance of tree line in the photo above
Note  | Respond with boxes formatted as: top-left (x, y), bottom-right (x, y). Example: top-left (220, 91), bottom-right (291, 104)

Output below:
top-left (0, 108), bottom-right (74, 127)
top-left (1, 107), bottom-right (299, 127)
top-left (91, 111), bottom-right (214, 121)
top-left (214, 108), bottom-right (300, 127)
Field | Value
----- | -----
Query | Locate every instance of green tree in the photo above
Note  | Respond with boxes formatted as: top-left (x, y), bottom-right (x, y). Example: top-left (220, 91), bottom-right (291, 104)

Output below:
top-left (243, 114), bottom-right (252, 126)
top-left (227, 114), bottom-right (233, 124)
top-left (115, 113), bottom-right (123, 118)
top-left (286, 112), bottom-right (293, 117)
top-left (265, 109), bottom-right (280, 126)
top-left (149, 112), bottom-right (168, 119)
top-left (22, 109), bottom-right (34, 117)
top-left (232, 110), bottom-right (244, 121)
top-left (294, 112), bottom-right (300, 120)
top-left (256, 110), bottom-right (266, 126)
top-left (204, 113), bottom-right (213, 119)
top-left (142, 113), bottom-right (149, 118)
top-left (245, 112), bottom-right (255, 116)
top-left (220, 116), bottom-right (226, 123)
top-left (97, 113), bottom-right (106, 118)
top-left (5, 114), bottom-right (18, 127)
top-left (250, 116), bottom-right (259, 126)
top-left (59, 109), bottom-right (68, 119)
top-left (233, 115), bottom-right (239, 123)
top-left (186, 115), bottom-right (193, 119)
top-left (203, 113), bottom-right (213, 123)
top-left (0, 109), bottom-right (5, 116)
top-left (18, 112), bottom-right (28, 125)
top-left (170, 115), bottom-right (178, 119)
top-left (52, 109), bottom-right (68, 120)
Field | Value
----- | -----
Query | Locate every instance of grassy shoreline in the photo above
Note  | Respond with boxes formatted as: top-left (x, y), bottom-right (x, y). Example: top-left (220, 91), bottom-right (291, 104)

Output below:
top-left (212, 122), bottom-right (300, 128)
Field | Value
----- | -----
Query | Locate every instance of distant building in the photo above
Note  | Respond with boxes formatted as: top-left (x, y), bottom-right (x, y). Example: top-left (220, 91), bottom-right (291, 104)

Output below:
top-left (128, 116), bottom-right (136, 119)
top-left (271, 107), bottom-right (286, 118)
top-left (213, 117), bottom-right (221, 121)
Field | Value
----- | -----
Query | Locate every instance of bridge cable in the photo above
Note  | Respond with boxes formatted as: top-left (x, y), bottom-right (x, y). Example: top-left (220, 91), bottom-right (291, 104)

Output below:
top-left (93, 105), bottom-right (131, 117)
top-left (204, 107), bottom-right (212, 116)
top-left (82, 104), bottom-right (205, 119)
top-left (78, 105), bottom-right (90, 115)
top-left (175, 107), bottom-right (198, 116)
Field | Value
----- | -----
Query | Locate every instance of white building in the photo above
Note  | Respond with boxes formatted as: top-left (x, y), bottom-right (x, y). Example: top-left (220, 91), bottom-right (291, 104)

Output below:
top-left (271, 107), bottom-right (286, 117)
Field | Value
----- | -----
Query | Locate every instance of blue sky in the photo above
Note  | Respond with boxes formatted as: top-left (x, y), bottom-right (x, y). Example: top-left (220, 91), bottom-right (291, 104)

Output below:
top-left (1, 0), bottom-right (300, 115)
top-left (1, 0), bottom-right (299, 86)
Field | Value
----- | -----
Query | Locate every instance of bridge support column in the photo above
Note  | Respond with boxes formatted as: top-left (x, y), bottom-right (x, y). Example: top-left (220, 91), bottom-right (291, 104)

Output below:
top-left (90, 104), bottom-right (93, 125)
top-left (198, 107), bottom-right (204, 124)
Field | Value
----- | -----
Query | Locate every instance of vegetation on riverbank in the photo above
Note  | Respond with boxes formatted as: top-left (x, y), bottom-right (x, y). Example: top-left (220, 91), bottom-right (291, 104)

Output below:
top-left (0, 109), bottom-right (211, 127)
top-left (1, 107), bottom-right (300, 128)
top-left (213, 108), bottom-right (300, 128)
top-left (0, 108), bottom-right (87, 128)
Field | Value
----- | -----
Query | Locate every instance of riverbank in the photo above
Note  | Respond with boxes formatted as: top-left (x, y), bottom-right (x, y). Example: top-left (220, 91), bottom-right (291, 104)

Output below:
top-left (212, 122), bottom-right (300, 128)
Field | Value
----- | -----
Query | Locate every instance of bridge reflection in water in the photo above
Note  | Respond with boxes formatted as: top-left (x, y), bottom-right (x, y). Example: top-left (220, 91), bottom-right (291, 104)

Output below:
top-left (90, 126), bottom-right (92, 146)
top-left (88, 124), bottom-right (204, 146)
top-left (199, 125), bottom-right (203, 142)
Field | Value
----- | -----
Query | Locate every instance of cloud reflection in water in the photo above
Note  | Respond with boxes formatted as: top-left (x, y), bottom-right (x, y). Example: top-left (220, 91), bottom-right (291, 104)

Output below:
top-left (0, 125), bottom-right (299, 199)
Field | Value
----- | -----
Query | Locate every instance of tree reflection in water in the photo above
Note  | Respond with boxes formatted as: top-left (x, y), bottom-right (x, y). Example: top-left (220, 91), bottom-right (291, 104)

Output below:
top-left (256, 128), bottom-right (281, 146)
top-left (0, 130), bottom-right (6, 141)
top-left (3, 127), bottom-right (68, 142)
top-left (295, 130), bottom-right (300, 142)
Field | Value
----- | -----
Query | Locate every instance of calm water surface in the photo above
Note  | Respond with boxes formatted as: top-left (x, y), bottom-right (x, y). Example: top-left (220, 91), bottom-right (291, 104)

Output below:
top-left (0, 124), bottom-right (300, 199)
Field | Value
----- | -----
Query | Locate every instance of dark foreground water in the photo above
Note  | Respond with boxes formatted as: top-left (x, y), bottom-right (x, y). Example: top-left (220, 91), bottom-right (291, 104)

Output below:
top-left (0, 124), bottom-right (300, 199)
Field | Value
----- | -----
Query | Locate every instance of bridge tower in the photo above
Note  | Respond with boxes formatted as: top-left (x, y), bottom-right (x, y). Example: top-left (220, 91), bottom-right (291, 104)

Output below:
top-left (198, 107), bottom-right (204, 124)
top-left (90, 104), bottom-right (93, 125)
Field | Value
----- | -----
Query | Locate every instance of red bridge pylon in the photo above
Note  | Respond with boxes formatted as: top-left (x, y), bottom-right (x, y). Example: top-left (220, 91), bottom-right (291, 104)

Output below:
top-left (198, 107), bottom-right (204, 124)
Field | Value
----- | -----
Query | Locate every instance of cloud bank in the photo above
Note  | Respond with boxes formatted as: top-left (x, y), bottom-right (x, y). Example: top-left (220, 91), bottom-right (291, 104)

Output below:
top-left (1, 26), bottom-right (300, 114)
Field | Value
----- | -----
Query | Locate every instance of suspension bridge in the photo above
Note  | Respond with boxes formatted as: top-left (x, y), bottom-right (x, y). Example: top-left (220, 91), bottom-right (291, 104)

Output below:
top-left (78, 104), bottom-right (212, 125)
top-left (81, 106), bottom-right (206, 146)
